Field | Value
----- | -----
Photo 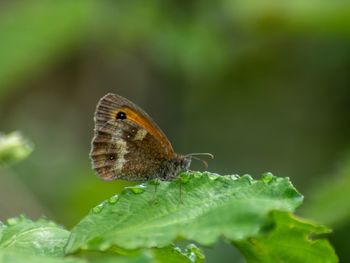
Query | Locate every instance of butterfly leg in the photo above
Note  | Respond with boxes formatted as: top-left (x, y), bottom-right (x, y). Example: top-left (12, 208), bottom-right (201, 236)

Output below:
top-left (177, 172), bottom-right (191, 205)
top-left (179, 180), bottom-right (183, 204)
top-left (148, 178), bottom-right (161, 205)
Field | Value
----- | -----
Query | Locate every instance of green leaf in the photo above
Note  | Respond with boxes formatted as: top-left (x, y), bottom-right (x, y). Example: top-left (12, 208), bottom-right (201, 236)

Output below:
top-left (66, 172), bottom-right (303, 253)
top-left (0, 132), bottom-right (33, 165)
top-left (98, 246), bottom-right (201, 263)
top-left (0, 250), bottom-right (85, 263)
top-left (152, 245), bottom-right (204, 263)
top-left (0, 215), bottom-right (69, 257)
top-left (74, 246), bottom-right (200, 263)
top-left (0, 214), bottom-right (201, 263)
top-left (88, 253), bottom-right (151, 263)
top-left (76, 249), bottom-right (152, 263)
top-left (301, 156), bottom-right (350, 227)
top-left (234, 211), bottom-right (338, 263)
top-left (0, 246), bottom-right (195, 263)
top-left (79, 245), bottom-right (203, 263)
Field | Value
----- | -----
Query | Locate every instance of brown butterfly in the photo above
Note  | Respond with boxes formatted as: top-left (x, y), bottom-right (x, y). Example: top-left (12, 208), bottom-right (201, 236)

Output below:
top-left (90, 93), bottom-right (212, 181)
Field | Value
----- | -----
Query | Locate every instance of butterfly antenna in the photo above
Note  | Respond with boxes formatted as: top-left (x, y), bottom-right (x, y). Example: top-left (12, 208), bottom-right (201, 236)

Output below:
top-left (185, 153), bottom-right (214, 169)
top-left (191, 156), bottom-right (209, 169)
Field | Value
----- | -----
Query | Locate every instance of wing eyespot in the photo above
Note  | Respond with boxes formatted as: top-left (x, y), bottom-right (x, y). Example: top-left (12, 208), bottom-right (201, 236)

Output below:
top-left (108, 154), bottom-right (116, 160)
top-left (116, 111), bottom-right (127, 120)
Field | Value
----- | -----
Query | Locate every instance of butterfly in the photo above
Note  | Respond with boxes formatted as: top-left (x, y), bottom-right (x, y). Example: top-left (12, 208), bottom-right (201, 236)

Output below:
top-left (90, 93), bottom-right (212, 181)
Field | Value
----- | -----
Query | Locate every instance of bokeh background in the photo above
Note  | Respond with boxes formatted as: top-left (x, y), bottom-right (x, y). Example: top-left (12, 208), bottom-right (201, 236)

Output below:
top-left (0, 1), bottom-right (350, 262)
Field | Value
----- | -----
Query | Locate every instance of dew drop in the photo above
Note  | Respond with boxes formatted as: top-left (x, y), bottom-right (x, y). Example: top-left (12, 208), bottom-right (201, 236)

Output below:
top-left (173, 247), bottom-right (182, 253)
top-left (213, 175), bottom-right (227, 182)
top-left (242, 174), bottom-right (253, 184)
top-left (92, 207), bottom-right (101, 214)
top-left (7, 217), bottom-right (20, 226)
top-left (108, 195), bottom-right (118, 204)
top-left (126, 184), bottom-right (146, 194)
top-left (178, 172), bottom-right (191, 184)
top-left (261, 172), bottom-right (274, 183)
top-left (188, 252), bottom-right (196, 263)
top-left (208, 173), bottom-right (220, 180)
top-left (92, 203), bottom-right (105, 214)
top-left (230, 174), bottom-right (239, 180)
top-left (99, 242), bottom-right (110, 251)
top-left (193, 172), bottom-right (202, 179)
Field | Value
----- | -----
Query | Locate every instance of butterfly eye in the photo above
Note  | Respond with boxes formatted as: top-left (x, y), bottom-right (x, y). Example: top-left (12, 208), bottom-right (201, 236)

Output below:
top-left (116, 111), bottom-right (127, 120)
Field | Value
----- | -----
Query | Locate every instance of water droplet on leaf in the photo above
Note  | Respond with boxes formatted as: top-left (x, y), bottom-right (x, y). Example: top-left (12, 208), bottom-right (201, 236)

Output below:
top-left (108, 195), bottom-right (118, 204)
top-left (99, 242), bottom-right (110, 251)
top-left (92, 203), bottom-right (105, 214)
top-left (173, 247), bottom-right (182, 253)
top-left (7, 217), bottom-right (20, 226)
top-left (261, 172), bottom-right (274, 183)
top-left (230, 174), bottom-right (239, 180)
top-left (208, 173), bottom-right (220, 180)
top-left (179, 172), bottom-right (191, 184)
top-left (242, 174), bottom-right (253, 184)
top-left (126, 184), bottom-right (146, 194)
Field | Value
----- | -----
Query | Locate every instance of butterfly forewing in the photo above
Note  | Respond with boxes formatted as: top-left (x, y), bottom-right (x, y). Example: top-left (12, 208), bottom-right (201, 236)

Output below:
top-left (90, 93), bottom-right (178, 181)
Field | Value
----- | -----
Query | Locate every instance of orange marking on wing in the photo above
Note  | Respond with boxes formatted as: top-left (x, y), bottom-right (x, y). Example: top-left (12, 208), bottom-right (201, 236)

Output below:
top-left (112, 107), bottom-right (174, 153)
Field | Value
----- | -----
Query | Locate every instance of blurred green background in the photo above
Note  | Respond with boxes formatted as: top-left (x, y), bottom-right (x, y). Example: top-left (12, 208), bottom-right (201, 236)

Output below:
top-left (0, 1), bottom-right (350, 262)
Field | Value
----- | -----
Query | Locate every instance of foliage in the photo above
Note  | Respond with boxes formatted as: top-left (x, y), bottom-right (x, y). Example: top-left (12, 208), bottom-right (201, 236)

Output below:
top-left (0, 132), bottom-right (33, 166)
top-left (1, 1), bottom-right (350, 93)
top-left (66, 172), bottom-right (302, 251)
top-left (0, 1), bottom-right (94, 95)
top-left (301, 156), bottom-right (350, 228)
top-left (0, 216), bottom-right (69, 257)
top-left (0, 1), bottom-right (349, 261)
top-left (235, 211), bottom-right (337, 263)
top-left (0, 167), bottom-right (337, 262)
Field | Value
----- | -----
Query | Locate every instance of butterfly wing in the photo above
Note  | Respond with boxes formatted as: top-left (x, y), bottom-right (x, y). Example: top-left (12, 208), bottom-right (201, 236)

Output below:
top-left (90, 93), bottom-right (177, 181)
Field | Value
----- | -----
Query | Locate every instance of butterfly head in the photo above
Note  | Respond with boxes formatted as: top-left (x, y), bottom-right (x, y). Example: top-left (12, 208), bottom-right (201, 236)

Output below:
top-left (159, 154), bottom-right (192, 180)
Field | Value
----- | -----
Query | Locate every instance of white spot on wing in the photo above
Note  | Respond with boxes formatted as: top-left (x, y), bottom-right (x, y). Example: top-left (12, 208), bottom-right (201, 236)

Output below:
top-left (106, 126), bottom-right (128, 172)
top-left (111, 127), bottom-right (121, 142)
top-left (114, 139), bottom-right (128, 171)
top-left (133, 129), bottom-right (148, 141)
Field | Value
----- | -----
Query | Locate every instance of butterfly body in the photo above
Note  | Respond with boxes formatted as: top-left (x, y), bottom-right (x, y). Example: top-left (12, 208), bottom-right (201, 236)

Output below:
top-left (90, 93), bottom-right (191, 181)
